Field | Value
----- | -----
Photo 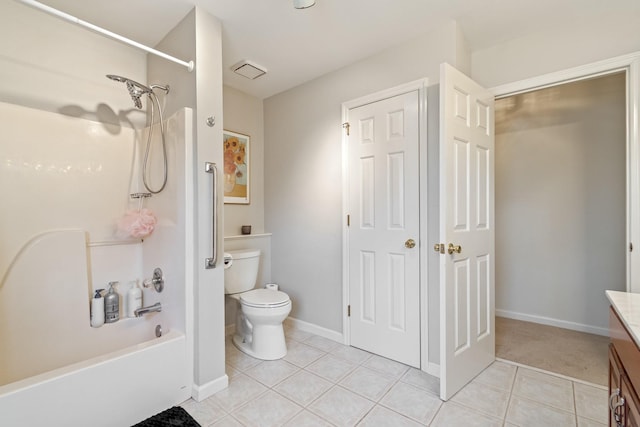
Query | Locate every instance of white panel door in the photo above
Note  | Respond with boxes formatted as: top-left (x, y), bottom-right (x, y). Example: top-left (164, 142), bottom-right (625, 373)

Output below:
top-left (439, 63), bottom-right (495, 400)
top-left (347, 90), bottom-right (420, 367)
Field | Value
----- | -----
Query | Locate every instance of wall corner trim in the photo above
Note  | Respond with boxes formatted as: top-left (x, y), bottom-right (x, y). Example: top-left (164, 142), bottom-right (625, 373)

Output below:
top-left (192, 375), bottom-right (229, 402)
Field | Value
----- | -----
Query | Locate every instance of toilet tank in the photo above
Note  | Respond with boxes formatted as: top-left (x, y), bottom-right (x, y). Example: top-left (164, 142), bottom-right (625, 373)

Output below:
top-left (224, 249), bottom-right (261, 294)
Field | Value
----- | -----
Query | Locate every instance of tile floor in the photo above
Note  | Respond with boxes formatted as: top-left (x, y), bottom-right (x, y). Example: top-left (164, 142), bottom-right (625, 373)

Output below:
top-left (181, 326), bottom-right (608, 426)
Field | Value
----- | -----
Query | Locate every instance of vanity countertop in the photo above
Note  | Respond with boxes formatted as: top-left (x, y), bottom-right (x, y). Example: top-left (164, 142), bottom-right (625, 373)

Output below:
top-left (606, 290), bottom-right (640, 347)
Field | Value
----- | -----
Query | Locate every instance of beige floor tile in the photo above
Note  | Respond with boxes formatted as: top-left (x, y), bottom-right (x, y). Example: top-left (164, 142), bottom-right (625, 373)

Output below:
top-left (304, 335), bottom-right (341, 352)
top-left (379, 382), bottom-right (442, 424)
top-left (357, 405), bottom-right (422, 427)
top-left (578, 416), bottom-right (607, 427)
top-left (363, 355), bottom-right (410, 379)
top-left (399, 368), bottom-right (439, 395)
top-left (285, 328), bottom-right (314, 342)
top-left (226, 344), bottom-right (262, 371)
top-left (574, 382), bottom-right (608, 424)
top-left (339, 366), bottom-right (397, 401)
top-left (244, 359), bottom-right (300, 387)
top-left (212, 373), bottom-right (268, 411)
top-left (181, 397), bottom-right (227, 426)
top-left (330, 344), bottom-right (373, 365)
top-left (231, 390), bottom-right (302, 427)
top-left (210, 415), bottom-right (245, 427)
top-left (220, 324), bottom-right (609, 427)
top-left (506, 396), bottom-right (577, 427)
top-left (283, 409), bottom-right (335, 427)
top-left (283, 340), bottom-right (326, 367)
top-left (512, 368), bottom-right (575, 412)
top-left (308, 386), bottom-right (375, 427)
top-left (274, 370), bottom-right (333, 407)
top-left (306, 354), bottom-right (357, 382)
top-left (226, 363), bottom-right (241, 378)
top-left (473, 361), bottom-right (517, 391)
top-left (450, 380), bottom-right (510, 419)
top-left (430, 401), bottom-right (503, 427)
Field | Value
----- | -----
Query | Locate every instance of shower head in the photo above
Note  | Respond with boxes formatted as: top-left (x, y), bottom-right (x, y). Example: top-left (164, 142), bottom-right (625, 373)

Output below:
top-left (106, 74), bottom-right (153, 109)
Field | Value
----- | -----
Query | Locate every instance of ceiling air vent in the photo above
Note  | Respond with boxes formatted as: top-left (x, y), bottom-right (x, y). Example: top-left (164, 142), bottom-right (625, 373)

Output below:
top-left (231, 60), bottom-right (267, 80)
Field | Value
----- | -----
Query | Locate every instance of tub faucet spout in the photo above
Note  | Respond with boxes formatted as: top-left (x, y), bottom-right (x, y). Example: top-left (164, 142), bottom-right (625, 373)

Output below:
top-left (134, 302), bottom-right (162, 317)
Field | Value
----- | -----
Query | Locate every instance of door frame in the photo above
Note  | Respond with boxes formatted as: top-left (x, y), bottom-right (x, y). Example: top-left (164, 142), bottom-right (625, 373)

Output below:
top-left (341, 78), bottom-right (431, 371)
top-left (490, 52), bottom-right (640, 294)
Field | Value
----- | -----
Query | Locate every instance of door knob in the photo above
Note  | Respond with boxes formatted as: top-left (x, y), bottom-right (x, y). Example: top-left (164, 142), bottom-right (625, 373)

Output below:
top-left (405, 239), bottom-right (416, 249)
top-left (448, 243), bottom-right (462, 254)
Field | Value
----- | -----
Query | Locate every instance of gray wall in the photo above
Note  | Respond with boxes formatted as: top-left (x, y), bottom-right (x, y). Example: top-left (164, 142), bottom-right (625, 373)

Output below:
top-left (471, 12), bottom-right (640, 89)
top-left (222, 86), bottom-right (266, 237)
top-left (264, 22), bottom-right (469, 366)
top-left (263, 11), bottom-right (640, 364)
top-left (495, 73), bottom-right (626, 333)
top-left (151, 7), bottom-right (226, 394)
top-left (0, 1), bottom-right (147, 125)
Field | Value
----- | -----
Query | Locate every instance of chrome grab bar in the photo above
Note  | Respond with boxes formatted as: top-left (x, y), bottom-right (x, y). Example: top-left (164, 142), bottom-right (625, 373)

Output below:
top-left (205, 162), bottom-right (217, 269)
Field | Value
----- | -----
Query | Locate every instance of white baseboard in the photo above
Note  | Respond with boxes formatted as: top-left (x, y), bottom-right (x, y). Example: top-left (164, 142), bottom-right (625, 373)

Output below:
top-left (496, 309), bottom-right (609, 337)
top-left (284, 317), bottom-right (344, 344)
top-left (192, 375), bottom-right (228, 402)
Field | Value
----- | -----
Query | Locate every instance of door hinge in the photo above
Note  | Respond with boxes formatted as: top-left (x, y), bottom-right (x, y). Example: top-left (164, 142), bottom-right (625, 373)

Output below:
top-left (342, 122), bottom-right (350, 136)
top-left (347, 214), bottom-right (350, 227)
top-left (631, 242), bottom-right (634, 252)
top-left (347, 305), bottom-right (351, 317)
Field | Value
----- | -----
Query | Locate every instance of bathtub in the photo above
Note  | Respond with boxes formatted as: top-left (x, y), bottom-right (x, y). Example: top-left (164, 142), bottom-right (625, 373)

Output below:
top-left (0, 102), bottom-right (194, 425)
top-left (0, 231), bottom-right (191, 426)
top-left (0, 330), bottom-right (190, 427)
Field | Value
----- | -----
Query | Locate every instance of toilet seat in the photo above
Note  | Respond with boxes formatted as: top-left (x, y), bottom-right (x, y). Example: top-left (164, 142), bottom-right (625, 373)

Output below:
top-left (240, 289), bottom-right (290, 308)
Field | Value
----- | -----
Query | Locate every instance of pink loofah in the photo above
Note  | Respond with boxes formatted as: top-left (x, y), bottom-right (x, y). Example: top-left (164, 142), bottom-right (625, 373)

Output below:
top-left (117, 208), bottom-right (157, 239)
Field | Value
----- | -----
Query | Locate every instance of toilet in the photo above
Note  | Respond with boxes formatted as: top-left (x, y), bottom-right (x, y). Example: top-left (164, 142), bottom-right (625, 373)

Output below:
top-left (224, 249), bottom-right (291, 360)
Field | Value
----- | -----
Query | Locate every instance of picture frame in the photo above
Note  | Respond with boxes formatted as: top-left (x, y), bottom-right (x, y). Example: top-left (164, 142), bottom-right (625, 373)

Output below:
top-left (223, 130), bottom-right (250, 204)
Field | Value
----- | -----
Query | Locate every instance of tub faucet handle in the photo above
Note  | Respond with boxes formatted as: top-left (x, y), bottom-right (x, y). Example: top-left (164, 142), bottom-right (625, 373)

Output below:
top-left (143, 267), bottom-right (164, 293)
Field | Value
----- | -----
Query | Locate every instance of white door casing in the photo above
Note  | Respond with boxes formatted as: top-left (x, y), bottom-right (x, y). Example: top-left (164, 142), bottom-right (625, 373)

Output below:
top-left (439, 63), bottom-right (495, 400)
top-left (489, 53), bottom-right (640, 294)
top-left (345, 88), bottom-right (422, 368)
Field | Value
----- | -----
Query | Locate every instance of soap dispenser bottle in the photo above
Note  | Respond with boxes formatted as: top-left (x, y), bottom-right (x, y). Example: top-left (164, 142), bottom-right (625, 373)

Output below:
top-left (90, 289), bottom-right (105, 328)
top-left (127, 280), bottom-right (142, 318)
top-left (104, 282), bottom-right (120, 323)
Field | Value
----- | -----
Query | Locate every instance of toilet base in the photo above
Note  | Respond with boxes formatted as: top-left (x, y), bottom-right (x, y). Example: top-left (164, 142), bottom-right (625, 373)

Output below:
top-left (232, 323), bottom-right (287, 360)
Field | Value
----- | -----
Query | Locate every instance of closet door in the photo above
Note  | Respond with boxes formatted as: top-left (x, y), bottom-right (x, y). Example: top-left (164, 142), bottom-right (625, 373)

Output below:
top-left (346, 88), bottom-right (421, 367)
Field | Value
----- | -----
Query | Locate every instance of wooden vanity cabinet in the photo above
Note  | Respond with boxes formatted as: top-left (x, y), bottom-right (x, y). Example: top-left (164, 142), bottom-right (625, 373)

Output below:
top-left (609, 307), bottom-right (640, 427)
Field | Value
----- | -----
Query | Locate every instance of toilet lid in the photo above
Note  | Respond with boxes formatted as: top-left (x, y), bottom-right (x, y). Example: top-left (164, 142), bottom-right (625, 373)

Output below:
top-left (240, 289), bottom-right (290, 308)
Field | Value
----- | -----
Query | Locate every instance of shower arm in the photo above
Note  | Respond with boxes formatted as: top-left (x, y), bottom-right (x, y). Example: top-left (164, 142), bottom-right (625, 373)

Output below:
top-left (150, 84), bottom-right (170, 94)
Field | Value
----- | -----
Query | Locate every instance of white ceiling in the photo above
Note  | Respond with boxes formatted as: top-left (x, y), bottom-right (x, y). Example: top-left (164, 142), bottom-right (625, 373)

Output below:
top-left (33, 0), bottom-right (640, 99)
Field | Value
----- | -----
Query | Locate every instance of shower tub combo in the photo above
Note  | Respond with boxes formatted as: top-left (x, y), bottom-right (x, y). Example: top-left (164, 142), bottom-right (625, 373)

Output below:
top-left (0, 98), bottom-right (194, 426)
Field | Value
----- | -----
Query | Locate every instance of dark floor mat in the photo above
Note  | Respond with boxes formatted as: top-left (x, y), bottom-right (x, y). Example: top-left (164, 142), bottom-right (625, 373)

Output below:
top-left (133, 406), bottom-right (201, 427)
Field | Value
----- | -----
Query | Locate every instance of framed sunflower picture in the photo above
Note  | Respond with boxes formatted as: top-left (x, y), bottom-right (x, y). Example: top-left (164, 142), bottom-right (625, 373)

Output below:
top-left (223, 130), bottom-right (250, 204)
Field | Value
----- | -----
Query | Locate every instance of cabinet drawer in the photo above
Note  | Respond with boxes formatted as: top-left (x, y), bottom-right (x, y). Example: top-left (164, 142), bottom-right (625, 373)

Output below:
top-left (610, 307), bottom-right (640, 394)
top-left (623, 374), bottom-right (640, 427)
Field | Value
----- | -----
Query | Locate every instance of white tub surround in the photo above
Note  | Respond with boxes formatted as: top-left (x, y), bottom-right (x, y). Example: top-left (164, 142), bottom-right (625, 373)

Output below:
top-left (0, 104), bottom-right (194, 423)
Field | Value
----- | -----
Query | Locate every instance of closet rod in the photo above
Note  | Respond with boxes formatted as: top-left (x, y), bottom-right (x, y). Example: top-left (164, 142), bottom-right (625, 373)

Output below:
top-left (16, 0), bottom-right (195, 72)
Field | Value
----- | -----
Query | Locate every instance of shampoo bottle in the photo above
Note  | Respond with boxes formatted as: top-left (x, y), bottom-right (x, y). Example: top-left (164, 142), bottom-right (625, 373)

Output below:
top-left (104, 282), bottom-right (120, 323)
top-left (127, 280), bottom-right (142, 317)
top-left (90, 289), bottom-right (105, 328)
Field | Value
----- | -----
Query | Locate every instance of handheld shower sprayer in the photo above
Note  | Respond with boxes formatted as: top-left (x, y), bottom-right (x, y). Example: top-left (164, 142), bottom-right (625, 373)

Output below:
top-left (106, 74), bottom-right (170, 193)
top-left (106, 74), bottom-right (169, 110)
